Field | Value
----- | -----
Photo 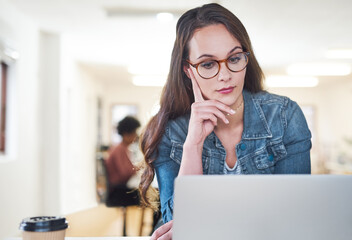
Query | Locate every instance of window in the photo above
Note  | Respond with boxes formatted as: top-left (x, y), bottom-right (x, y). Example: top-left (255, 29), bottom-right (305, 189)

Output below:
top-left (0, 40), bottom-right (18, 159)
top-left (110, 104), bottom-right (138, 144)
top-left (0, 62), bottom-right (7, 152)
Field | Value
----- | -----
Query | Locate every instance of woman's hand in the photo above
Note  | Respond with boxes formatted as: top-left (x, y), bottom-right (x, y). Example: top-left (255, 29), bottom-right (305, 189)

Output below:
top-left (150, 220), bottom-right (173, 240)
top-left (186, 69), bottom-right (234, 146)
top-left (177, 69), bottom-right (235, 175)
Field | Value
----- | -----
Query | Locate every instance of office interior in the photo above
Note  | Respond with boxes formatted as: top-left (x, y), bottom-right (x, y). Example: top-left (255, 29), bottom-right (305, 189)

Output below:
top-left (0, 0), bottom-right (351, 239)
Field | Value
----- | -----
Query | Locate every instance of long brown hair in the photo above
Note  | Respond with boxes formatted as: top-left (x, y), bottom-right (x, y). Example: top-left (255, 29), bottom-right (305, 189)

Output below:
top-left (139, 3), bottom-right (264, 209)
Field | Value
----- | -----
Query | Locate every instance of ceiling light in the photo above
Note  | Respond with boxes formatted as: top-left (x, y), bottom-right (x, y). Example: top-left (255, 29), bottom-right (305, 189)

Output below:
top-left (287, 62), bottom-right (351, 76)
top-left (4, 48), bottom-right (19, 60)
top-left (105, 7), bottom-right (185, 18)
top-left (265, 75), bottom-right (319, 88)
top-left (132, 75), bottom-right (166, 87)
top-left (326, 49), bottom-right (352, 59)
top-left (156, 12), bottom-right (174, 22)
top-left (0, 40), bottom-right (19, 63)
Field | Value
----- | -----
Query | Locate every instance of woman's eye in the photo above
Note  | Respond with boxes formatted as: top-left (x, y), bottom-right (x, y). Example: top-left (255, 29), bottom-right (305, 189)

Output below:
top-left (228, 56), bottom-right (240, 64)
top-left (200, 61), bottom-right (216, 69)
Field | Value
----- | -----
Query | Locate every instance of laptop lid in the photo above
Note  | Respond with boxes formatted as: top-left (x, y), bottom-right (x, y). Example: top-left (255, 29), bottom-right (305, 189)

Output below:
top-left (172, 175), bottom-right (352, 240)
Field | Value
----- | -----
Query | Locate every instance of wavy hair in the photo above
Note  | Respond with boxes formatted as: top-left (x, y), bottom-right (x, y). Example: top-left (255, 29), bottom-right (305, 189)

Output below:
top-left (139, 3), bottom-right (264, 209)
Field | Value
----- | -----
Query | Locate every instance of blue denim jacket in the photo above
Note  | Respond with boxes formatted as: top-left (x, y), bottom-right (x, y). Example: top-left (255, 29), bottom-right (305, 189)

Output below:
top-left (153, 90), bottom-right (312, 223)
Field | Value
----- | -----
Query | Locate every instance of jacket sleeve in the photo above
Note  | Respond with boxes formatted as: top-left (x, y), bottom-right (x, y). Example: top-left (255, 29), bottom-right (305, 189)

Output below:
top-left (275, 100), bottom-right (312, 174)
top-left (152, 124), bottom-right (180, 223)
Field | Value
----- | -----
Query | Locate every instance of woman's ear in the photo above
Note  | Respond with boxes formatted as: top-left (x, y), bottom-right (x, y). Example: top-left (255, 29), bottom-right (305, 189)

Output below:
top-left (183, 65), bottom-right (191, 79)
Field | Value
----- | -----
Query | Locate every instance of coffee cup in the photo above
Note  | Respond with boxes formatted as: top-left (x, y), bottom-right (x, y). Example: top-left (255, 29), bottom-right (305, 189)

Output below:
top-left (19, 216), bottom-right (68, 240)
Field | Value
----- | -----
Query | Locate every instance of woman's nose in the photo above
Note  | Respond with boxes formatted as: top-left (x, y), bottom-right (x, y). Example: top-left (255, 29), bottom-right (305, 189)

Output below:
top-left (217, 62), bottom-right (231, 82)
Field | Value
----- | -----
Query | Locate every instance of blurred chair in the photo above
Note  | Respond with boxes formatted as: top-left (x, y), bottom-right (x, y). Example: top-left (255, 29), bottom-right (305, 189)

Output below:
top-left (98, 156), bottom-right (153, 236)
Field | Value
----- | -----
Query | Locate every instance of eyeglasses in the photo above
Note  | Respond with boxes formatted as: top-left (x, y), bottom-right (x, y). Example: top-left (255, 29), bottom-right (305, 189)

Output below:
top-left (186, 52), bottom-right (250, 79)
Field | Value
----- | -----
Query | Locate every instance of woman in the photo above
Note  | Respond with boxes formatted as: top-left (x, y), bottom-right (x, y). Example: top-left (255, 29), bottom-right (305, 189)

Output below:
top-left (139, 3), bottom-right (311, 239)
top-left (105, 116), bottom-right (140, 207)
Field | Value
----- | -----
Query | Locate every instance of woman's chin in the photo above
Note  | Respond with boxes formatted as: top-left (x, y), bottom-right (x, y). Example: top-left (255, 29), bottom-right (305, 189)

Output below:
top-left (214, 95), bottom-right (238, 107)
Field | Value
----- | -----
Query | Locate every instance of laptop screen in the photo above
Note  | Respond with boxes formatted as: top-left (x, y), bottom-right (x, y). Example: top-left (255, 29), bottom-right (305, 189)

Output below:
top-left (172, 175), bottom-right (352, 240)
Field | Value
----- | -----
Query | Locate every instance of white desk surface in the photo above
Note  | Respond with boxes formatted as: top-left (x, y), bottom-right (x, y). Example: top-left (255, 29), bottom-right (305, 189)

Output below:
top-left (6, 238), bottom-right (150, 240)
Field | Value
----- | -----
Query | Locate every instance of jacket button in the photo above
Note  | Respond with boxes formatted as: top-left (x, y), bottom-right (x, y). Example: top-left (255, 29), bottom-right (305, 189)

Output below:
top-left (240, 143), bottom-right (246, 150)
top-left (268, 154), bottom-right (274, 161)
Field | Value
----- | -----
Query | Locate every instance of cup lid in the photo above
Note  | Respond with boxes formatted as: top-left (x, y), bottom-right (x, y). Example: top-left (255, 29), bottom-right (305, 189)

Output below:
top-left (19, 216), bottom-right (68, 232)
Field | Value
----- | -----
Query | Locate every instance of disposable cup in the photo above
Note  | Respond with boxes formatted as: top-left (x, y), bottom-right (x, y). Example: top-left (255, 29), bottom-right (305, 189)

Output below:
top-left (19, 216), bottom-right (68, 240)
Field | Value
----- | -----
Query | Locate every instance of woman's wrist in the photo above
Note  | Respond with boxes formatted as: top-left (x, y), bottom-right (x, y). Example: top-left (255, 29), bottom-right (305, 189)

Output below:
top-left (184, 134), bottom-right (206, 149)
top-left (183, 138), bottom-right (204, 153)
top-left (178, 139), bottom-right (204, 175)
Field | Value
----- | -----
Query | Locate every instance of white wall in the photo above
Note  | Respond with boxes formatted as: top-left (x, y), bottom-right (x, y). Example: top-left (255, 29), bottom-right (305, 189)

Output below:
top-left (316, 79), bottom-right (352, 160)
top-left (101, 85), bottom-right (162, 145)
top-left (38, 31), bottom-right (62, 215)
top-left (0, 0), bottom-right (42, 239)
top-left (59, 39), bottom-right (104, 214)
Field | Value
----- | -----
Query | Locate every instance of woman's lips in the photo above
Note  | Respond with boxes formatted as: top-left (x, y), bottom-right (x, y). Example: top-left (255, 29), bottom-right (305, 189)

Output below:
top-left (217, 86), bottom-right (234, 94)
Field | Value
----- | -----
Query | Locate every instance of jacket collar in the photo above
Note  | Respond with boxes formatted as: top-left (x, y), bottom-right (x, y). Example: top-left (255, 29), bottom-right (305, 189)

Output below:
top-left (242, 90), bottom-right (272, 139)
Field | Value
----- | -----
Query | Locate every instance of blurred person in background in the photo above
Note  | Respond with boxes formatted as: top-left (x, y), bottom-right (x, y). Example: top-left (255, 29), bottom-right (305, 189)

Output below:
top-left (105, 116), bottom-right (141, 206)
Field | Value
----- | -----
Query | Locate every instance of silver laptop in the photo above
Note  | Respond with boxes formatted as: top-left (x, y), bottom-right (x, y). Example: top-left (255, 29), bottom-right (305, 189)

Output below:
top-left (172, 175), bottom-right (352, 240)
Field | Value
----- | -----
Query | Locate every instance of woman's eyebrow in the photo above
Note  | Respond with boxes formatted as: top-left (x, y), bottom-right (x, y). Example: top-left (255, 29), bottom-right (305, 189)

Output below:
top-left (197, 46), bottom-right (243, 60)
top-left (228, 46), bottom-right (243, 54)
top-left (197, 54), bottom-right (214, 60)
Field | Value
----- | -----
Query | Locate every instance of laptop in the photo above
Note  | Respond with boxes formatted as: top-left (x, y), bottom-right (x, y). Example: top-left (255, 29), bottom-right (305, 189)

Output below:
top-left (172, 175), bottom-right (352, 240)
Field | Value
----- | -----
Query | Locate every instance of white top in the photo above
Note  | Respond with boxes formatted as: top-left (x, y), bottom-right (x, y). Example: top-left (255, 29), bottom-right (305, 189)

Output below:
top-left (223, 160), bottom-right (242, 174)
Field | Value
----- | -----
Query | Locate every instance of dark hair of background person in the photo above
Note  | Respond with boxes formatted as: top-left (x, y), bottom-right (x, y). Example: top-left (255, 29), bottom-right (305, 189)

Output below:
top-left (117, 116), bottom-right (141, 136)
top-left (139, 3), bottom-right (265, 209)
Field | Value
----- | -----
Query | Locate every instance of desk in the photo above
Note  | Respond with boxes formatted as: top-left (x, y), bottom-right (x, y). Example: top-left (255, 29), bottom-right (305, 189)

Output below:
top-left (6, 238), bottom-right (150, 240)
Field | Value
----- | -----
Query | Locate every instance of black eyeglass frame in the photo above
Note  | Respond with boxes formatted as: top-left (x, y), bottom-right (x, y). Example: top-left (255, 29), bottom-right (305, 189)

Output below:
top-left (186, 51), bottom-right (250, 79)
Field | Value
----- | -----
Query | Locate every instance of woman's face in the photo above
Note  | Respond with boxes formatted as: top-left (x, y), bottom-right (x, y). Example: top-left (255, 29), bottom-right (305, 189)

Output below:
top-left (186, 24), bottom-right (246, 108)
top-left (123, 131), bottom-right (138, 145)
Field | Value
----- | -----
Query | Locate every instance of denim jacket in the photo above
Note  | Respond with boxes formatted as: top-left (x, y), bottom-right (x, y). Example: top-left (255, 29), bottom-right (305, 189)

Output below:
top-left (153, 90), bottom-right (312, 223)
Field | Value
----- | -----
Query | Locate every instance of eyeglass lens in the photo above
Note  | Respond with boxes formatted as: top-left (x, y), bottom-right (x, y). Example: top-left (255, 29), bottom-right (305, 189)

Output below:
top-left (197, 52), bottom-right (248, 79)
